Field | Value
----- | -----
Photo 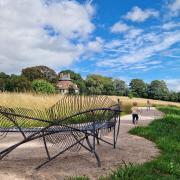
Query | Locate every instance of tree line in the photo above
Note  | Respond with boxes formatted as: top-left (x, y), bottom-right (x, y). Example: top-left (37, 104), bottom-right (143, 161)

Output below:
top-left (0, 65), bottom-right (179, 102)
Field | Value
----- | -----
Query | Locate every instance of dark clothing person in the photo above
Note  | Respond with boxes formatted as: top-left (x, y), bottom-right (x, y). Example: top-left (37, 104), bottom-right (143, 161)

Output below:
top-left (132, 114), bottom-right (139, 124)
top-left (131, 105), bottom-right (140, 125)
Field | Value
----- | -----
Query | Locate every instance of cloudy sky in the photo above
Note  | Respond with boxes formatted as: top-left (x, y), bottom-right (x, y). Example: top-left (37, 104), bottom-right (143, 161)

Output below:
top-left (0, 0), bottom-right (180, 91)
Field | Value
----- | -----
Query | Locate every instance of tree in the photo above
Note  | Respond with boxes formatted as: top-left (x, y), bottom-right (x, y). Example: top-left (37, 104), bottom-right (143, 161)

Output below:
top-left (113, 79), bottom-right (128, 96)
top-left (129, 79), bottom-right (148, 98)
top-left (5, 75), bottom-right (32, 92)
top-left (32, 79), bottom-right (55, 94)
top-left (168, 91), bottom-right (179, 102)
top-left (59, 70), bottom-right (86, 94)
top-left (0, 72), bottom-right (10, 91)
top-left (177, 92), bottom-right (180, 102)
top-left (22, 66), bottom-right (57, 83)
top-left (148, 80), bottom-right (169, 100)
top-left (86, 74), bottom-right (114, 95)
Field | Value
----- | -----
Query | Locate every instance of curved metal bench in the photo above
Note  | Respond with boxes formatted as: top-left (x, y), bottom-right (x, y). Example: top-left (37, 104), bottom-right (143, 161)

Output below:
top-left (0, 95), bottom-right (121, 169)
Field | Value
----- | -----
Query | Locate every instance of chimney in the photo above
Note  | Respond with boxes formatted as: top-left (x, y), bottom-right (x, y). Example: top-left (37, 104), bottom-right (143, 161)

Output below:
top-left (67, 73), bottom-right (71, 80)
top-left (59, 73), bottom-right (63, 79)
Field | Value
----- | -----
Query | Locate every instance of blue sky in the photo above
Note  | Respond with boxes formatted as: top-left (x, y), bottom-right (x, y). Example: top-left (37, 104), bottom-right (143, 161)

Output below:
top-left (0, 0), bottom-right (180, 90)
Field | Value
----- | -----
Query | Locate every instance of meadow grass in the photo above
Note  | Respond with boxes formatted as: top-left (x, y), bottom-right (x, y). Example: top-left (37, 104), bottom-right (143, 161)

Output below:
top-left (100, 106), bottom-right (180, 180)
top-left (0, 92), bottom-right (63, 109)
top-left (0, 92), bottom-right (179, 111)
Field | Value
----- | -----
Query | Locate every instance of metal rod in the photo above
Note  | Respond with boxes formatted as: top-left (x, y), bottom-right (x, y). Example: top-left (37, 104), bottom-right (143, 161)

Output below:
top-left (42, 132), bottom-right (51, 160)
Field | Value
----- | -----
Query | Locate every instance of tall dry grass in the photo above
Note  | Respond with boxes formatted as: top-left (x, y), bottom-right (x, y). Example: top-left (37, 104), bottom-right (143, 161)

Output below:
top-left (109, 95), bottom-right (180, 107)
top-left (109, 95), bottom-right (180, 114)
top-left (0, 93), bottom-right (179, 112)
top-left (0, 92), bottom-right (63, 109)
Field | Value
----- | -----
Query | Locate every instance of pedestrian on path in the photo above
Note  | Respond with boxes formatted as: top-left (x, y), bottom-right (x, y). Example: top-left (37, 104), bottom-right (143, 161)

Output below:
top-left (146, 100), bottom-right (151, 111)
top-left (131, 102), bottom-right (141, 125)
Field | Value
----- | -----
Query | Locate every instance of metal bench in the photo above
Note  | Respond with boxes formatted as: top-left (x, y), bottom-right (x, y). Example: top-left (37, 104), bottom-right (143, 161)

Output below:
top-left (0, 95), bottom-right (121, 169)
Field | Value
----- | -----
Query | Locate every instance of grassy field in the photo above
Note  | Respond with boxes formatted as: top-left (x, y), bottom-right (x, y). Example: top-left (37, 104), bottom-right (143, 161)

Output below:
top-left (0, 92), bottom-right (179, 111)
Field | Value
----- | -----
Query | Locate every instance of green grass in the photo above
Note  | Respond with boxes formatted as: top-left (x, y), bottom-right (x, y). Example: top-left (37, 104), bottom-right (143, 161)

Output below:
top-left (66, 176), bottom-right (89, 180)
top-left (73, 106), bottom-right (180, 180)
top-left (102, 106), bottom-right (180, 180)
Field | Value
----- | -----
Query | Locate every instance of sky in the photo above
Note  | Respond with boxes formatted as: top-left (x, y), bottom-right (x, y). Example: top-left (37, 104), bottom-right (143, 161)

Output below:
top-left (0, 0), bottom-right (180, 91)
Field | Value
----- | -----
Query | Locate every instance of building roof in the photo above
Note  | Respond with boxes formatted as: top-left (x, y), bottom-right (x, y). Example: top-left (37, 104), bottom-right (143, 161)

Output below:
top-left (57, 73), bottom-right (79, 90)
top-left (57, 80), bottom-right (79, 90)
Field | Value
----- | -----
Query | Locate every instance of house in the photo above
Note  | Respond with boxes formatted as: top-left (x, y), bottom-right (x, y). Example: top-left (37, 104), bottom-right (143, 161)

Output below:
top-left (57, 73), bottom-right (79, 94)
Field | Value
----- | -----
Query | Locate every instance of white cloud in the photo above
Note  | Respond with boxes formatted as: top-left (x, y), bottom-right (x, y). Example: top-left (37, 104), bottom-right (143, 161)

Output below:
top-left (0, 0), bottom-right (96, 74)
top-left (111, 22), bottom-right (143, 39)
top-left (111, 22), bottom-right (129, 33)
top-left (125, 28), bottom-right (143, 39)
top-left (162, 22), bottom-right (180, 30)
top-left (120, 31), bottom-right (180, 63)
top-left (87, 37), bottom-right (104, 52)
top-left (165, 79), bottom-right (180, 91)
top-left (105, 40), bottom-right (122, 49)
top-left (168, 0), bottom-right (180, 17)
top-left (124, 6), bottom-right (159, 22)
top-left (97, 28), bottom-right (180, 72)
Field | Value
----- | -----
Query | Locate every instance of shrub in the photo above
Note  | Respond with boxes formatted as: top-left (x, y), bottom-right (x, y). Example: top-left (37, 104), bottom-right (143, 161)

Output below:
top-left (32, 79), bottom-right (55, 94)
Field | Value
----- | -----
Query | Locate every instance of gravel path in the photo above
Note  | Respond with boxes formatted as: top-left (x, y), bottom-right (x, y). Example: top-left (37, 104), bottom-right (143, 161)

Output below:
top-left (0, 107), bottom-right (163, 180)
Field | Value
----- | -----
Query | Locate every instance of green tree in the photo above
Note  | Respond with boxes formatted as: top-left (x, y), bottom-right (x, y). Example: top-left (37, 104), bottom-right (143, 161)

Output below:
top-left (59, 70), bottom-right (86, 94)
top-left (129, 79), bottom-right (148, 98)
top-left (177, 92), bottom-right (180, 102)
top-left (5, 75), bottom-right (31, 92)
top-left (113, 79), bottom-right (128, 96)
top-left (32, 79), bottom-right (55, 94)
top-left (148, 80), bottom-right (169, 100)
top-left (86, 74), bottom-right (114, 95)
top-left (0, 72), bottom-right (10, 91)
top-left (168, 91), bottom-right (179, 102)
top-left (22, 66), bottom-right (57, 83)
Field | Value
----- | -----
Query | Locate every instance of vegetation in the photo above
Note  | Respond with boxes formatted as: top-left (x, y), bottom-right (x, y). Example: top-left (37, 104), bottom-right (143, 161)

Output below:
top-left (86, 74), bottom-right (114, 95)
top-left (32, 79), bottom-right (55, 94)
top-left (148, 80), bottom-right (169, 101)
top-left (0, 73), bottom-right (32, 92)
top-left (0, 65), bottom-right (180, 102)
top-left (22, 65), bottom-right (57, 83)
top-left (129, 79), bottom-right (148, 98)
top-left (113, 79), bottom-right (128, 96)
top-left (101, 106), bottom-right (180, 180)
top-left (0, 93), bottom-right (179, 110)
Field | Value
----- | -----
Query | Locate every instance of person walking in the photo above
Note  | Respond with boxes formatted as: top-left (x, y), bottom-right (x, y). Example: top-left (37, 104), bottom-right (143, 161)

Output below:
top-left (131, 102), bottom-right (140, 125)
top-left (147, 100), bottom-right (151, 111)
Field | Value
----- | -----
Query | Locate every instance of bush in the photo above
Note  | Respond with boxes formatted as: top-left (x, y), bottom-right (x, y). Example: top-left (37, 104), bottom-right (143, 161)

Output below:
top-left (128, 92), bottom-right (134, 99)
top-left (32, 79), bottom-right (55, 94)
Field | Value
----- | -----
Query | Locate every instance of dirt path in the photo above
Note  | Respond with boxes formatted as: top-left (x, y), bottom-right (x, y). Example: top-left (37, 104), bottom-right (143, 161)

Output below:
top-left (0, 107), bottom-right (163, 180)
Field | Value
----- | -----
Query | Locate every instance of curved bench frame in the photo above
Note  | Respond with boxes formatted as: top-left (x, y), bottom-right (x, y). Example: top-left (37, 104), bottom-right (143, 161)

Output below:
top-left (0, 98), bottom-right (121, 169)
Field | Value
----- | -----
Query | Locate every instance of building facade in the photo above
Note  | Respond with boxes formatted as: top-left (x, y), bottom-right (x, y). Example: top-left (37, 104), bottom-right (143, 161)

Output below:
top-left (57, 73), bottom-right (79, 94)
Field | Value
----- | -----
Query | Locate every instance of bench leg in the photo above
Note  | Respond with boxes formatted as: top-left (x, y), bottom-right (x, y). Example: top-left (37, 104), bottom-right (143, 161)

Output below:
top-left (42, 132), bottom-right (51, 160)
top-left (35, 136), bottom-right (87, 170)
top-left (96, 130), bottom-right (100, 145)
top-left (85, 135), bottom-right (101, 167)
